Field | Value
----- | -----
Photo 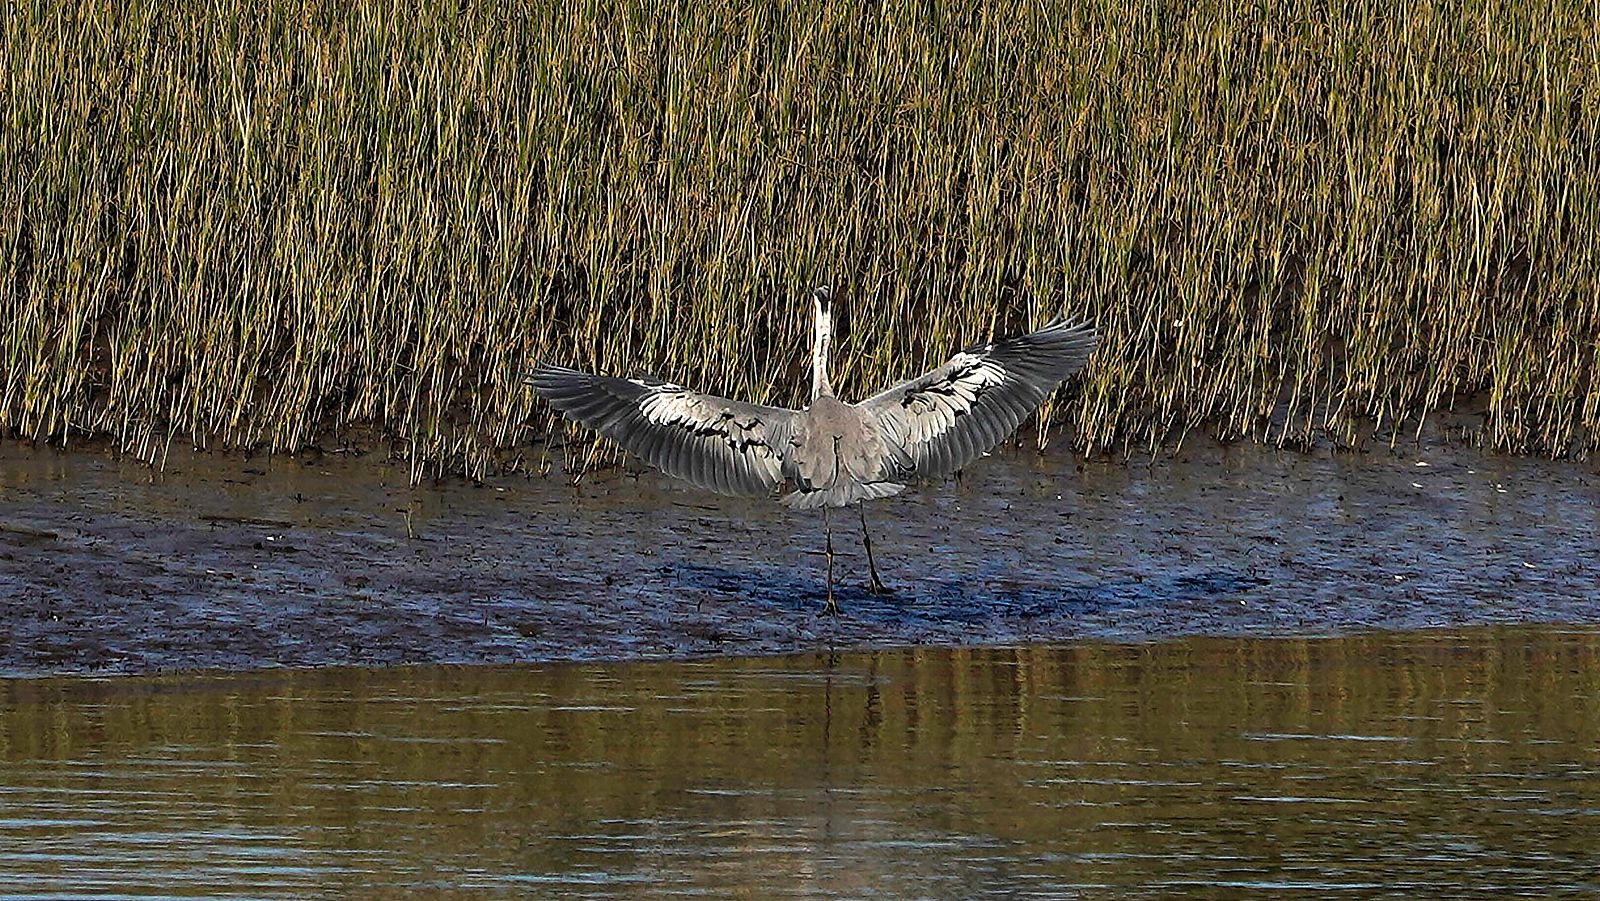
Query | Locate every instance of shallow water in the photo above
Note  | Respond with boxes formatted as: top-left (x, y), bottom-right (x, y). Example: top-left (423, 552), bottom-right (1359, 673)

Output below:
top-left (2, 626), bottom-right (1599, 898)
top-left (1, 441), bottom-right (1597, 673)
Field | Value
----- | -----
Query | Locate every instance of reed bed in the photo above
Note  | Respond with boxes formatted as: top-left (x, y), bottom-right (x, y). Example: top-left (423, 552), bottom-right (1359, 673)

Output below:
top-left (4, 0), bottom-right (1598, 477)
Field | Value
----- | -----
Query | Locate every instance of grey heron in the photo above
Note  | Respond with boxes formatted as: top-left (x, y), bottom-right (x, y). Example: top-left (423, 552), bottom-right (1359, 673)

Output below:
top-left (527, 287), bottom-right (1098, 614)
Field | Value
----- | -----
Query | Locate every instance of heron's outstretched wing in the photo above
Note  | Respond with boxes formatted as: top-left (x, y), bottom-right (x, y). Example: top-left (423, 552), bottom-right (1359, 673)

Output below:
top-left (860, 316), bottom-right (1098, 480)
top-left (527, 363), bottom-right (798, 496)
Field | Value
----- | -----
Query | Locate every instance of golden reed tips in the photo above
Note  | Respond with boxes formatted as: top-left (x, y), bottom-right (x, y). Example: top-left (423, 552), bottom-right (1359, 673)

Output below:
top-left (3, 1), bottom-right (1597, 477)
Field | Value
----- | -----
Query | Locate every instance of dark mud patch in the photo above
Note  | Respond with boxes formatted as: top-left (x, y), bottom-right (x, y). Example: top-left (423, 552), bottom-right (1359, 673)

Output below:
top-left (1, 441), bottom-right (1597, 675)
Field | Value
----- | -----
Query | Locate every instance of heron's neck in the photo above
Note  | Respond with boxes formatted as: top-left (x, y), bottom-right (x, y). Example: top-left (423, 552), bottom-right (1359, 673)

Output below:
top-left (811, 307), bottom-right (833, 400)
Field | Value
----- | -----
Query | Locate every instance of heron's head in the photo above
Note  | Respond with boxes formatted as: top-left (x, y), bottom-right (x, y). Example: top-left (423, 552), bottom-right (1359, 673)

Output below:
top-left (812, 285), bottom-right (832, 318)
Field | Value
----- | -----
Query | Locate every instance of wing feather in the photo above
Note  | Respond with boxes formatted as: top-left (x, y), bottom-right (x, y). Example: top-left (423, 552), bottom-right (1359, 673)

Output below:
top-left (527, 363), bottom-right (797, 496)
top-left (861, 316), bottom-right (1098, 480)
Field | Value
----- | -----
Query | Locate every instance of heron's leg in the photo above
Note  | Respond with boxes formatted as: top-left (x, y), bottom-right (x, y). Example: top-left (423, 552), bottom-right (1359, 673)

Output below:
top-left (822, 508), bottom-right (839, 616)
top-left (860, 502), bottom-right (890, 595)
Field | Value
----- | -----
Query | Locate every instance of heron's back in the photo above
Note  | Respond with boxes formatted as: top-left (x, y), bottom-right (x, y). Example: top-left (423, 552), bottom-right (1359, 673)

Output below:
top-left (782, 397), bottom-right (906, 509)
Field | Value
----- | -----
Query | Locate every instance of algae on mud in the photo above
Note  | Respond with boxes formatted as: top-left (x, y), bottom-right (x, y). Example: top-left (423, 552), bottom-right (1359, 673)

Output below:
top-left (4, 0), bottom-right (1599, 476)
top-left (1, 439), bottom-right (1596, 675)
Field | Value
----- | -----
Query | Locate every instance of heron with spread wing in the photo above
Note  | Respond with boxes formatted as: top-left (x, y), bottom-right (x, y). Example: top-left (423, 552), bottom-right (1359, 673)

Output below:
top-left (527, 287), bottom-right (1099, 614)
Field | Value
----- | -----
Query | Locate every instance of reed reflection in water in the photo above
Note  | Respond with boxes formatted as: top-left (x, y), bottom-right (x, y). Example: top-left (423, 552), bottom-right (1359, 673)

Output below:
top-left (3, 625), bottom-right (1599, 898)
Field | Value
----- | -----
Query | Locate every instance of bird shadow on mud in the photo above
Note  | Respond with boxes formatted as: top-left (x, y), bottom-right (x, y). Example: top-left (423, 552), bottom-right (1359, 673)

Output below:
top-left (657, 559), bottom-right (1268, 630)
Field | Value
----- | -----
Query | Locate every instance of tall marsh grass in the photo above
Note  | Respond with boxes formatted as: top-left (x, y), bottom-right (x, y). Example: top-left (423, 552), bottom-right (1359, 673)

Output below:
top-left (4, 0), bottom-right (1598, 476)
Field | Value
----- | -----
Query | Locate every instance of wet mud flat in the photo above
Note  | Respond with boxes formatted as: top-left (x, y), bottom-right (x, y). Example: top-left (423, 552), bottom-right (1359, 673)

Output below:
top-left (0, 440), bottom-right (1596, 675)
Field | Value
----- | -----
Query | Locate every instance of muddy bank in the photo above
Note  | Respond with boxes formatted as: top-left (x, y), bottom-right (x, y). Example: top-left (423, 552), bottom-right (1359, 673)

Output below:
top-left (0, 440), bottom-right (1596, 676)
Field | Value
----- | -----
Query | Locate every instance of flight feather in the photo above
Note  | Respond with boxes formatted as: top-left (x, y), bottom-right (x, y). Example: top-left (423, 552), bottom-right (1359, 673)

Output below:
top-left (527, 363), bottom-right (797, 497)
top-left (861, 316), bottom-right (1098, 480)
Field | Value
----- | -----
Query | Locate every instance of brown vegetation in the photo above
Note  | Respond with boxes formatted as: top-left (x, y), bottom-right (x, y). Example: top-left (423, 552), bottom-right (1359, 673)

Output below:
top-left (4, 0), bottom-right (1597, 476)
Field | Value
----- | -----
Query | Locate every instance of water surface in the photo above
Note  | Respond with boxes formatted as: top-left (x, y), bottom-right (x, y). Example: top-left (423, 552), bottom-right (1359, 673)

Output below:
top-left (3, 626), bottom-right (1599, 897)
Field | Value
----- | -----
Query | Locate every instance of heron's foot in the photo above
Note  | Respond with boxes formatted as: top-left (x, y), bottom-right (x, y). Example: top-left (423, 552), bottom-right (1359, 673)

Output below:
top-left (820, 593), bottom-right (841, 617)
top-left (866, 577), bottom-right (893, 597)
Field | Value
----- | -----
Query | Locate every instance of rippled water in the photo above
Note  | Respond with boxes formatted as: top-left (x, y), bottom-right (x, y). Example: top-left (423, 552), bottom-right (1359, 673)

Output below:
top-left (3, 625), bottom-right (1599, 897)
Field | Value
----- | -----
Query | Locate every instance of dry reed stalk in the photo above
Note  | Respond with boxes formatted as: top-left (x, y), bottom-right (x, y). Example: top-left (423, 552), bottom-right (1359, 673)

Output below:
top-left (3, 0), bottom-right (1596, 477)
